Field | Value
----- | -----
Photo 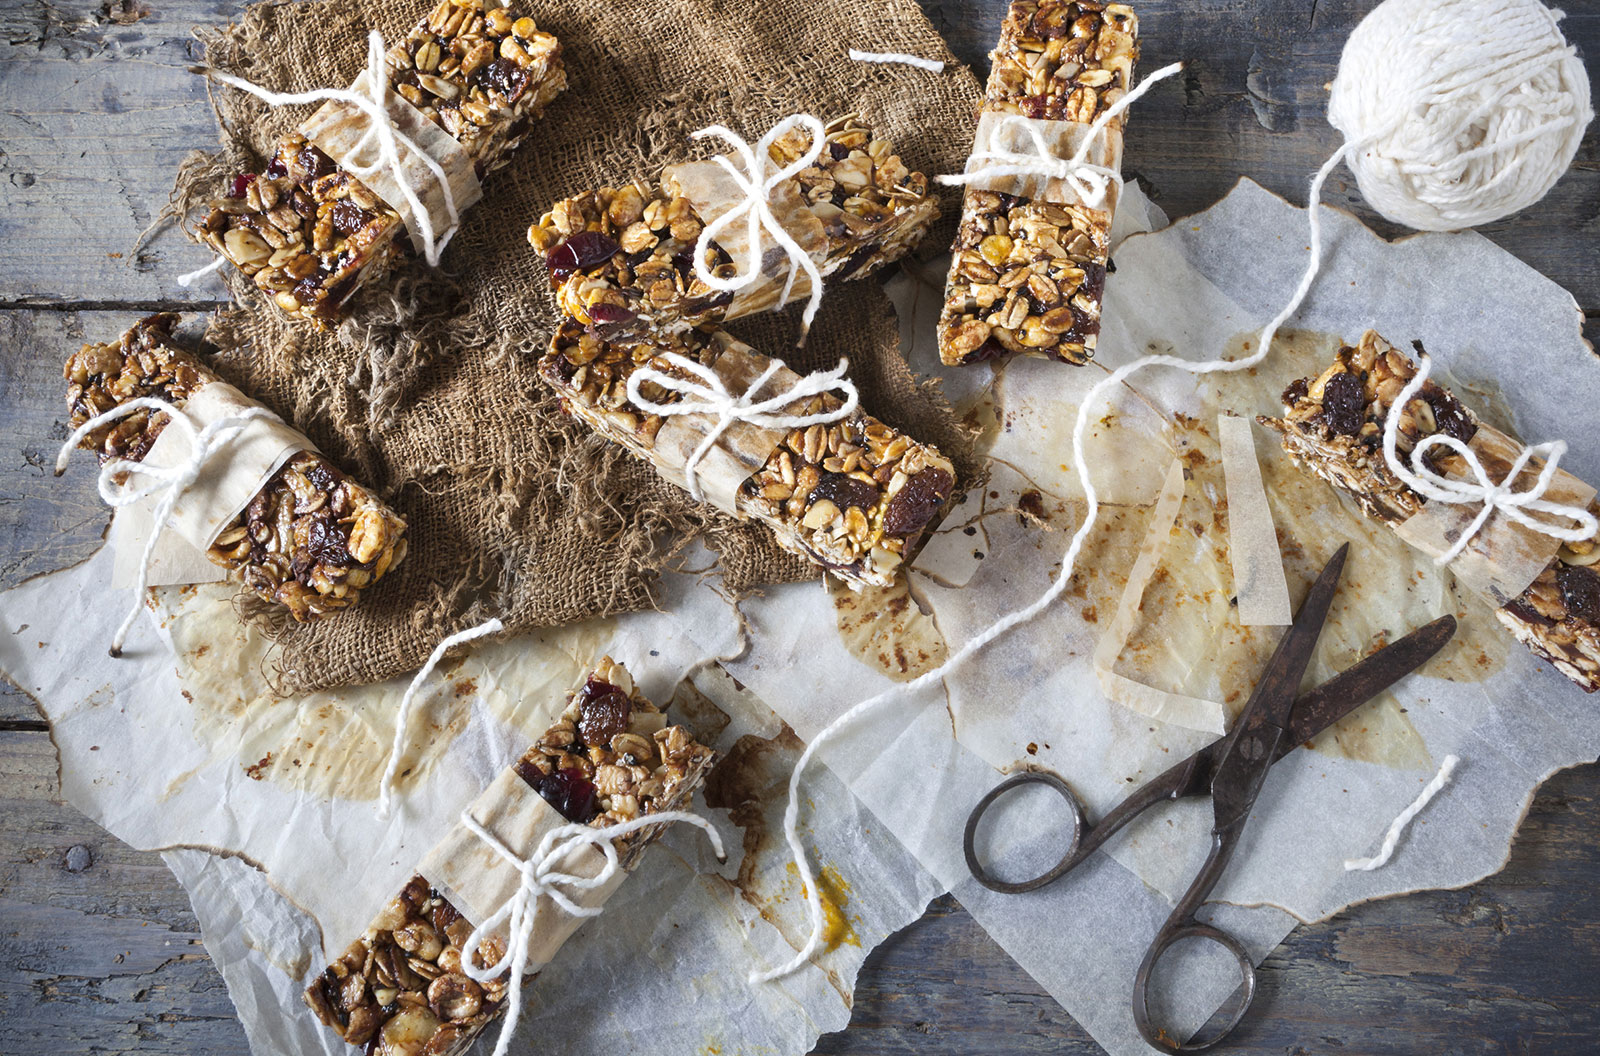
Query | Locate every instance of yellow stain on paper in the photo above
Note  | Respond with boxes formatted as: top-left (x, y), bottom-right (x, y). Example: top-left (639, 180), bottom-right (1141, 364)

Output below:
top-left (788, 862), bottom-right (860, 952)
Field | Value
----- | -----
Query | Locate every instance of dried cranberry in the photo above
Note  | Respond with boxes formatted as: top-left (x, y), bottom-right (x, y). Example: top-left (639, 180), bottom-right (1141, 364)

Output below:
top-left (575, 678), bottom-right (631, 746)
top-left (530, 767), bottom-right (598, 823)
top-left (472, 57), bottom-right (529, 102)
top-left (1557, 564), bottom-right (1600, 622)
top-left (226, 173), bottom-right (255, 199)
top-left (883, 466), bottom-right (954, 536)
top-left (586, 302), bottom-right (638, 328)
top-left (329, 200), bottom-right (374, 237)
top-left (1282, 377), bottom-right (1310, 407)
top-left (264, 157), bottom-right (288, 179)
top-left (1021, 94), bottom-right (1051, 120)
top-left (1318, 372), bottom-right (1365, 436)
top-left (966, 337), bottom-right (1009, 364)
top-left (545, 231), bottom-right (620, 283)
top-left (811, 471), bottom-right (881, 511)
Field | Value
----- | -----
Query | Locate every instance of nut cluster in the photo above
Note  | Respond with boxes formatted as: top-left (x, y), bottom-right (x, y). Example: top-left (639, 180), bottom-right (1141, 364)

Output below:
top-left (62, 314), bottom-right (408, 621)
top-left (304, 875), bottom-right (508, 1056)
top-left (939, 189), bottom-right (1108, 365)
top-left (527, 114), bottom-right (938, 341)
top-left (987, 0), bottom-right (1139, 125)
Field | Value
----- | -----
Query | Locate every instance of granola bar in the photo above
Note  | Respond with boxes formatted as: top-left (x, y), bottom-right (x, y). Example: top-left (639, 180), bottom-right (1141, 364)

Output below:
top-left (62, 314), bottom-right (408, 619)
top-left (304, 658), bottom-right (716, 1056)
top-left (938, 1), bottom-right (1139, 366)
top-left (201, 0), bottom-right (565, 324)
top-left (526, 114), bottom-right (938, 340)
top-left (542, 322), bottom-right (957, 588)
top-left (1260, 331), bottom-right (1600, 692)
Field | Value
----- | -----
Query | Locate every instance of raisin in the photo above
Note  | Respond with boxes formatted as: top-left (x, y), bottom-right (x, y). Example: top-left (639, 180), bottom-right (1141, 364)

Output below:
top-left (830, 245), bottom-right (877, 280)
top-left (811, 471), bottom-right (881, 511)
top-left (1557, 564), bottom-right (1600, 622)
top-left (546, 231), bottom-right (620, 283)
top-left (226, 173), bottom-right (255, 199)
top-left (472, 57), bottom-right (529, 102)
top-left (1319, 372), bottom-right (1365, 436)
top-left (1502, 596), bottom-right (1553, 627)
top-left (883, 466), bottom-right (954, 536)
top-left (829, 142), bottom-right (850, 161)
top-left (586, 302), bottom-right (638, 329)
top-left (1282, 377), bottom-right (1310, 407)
top-left (330, 200), bottom-right (374, 237)
top-left (1421, 383), bottom-right (1476, 444)
top-left (264, 157), bottom-right (288, 180)
top-left (575, 678), bottom-right (631, 746)
top-left (529, 767), bottom-right (598, 823)
top-left (1079, 261), bottom-right (1107, 303)
top-left (296, 143), bottom-right (336, 181)
top-left (966, 337), bottom-right (1009, 364)
top-left (308, 516), bottom-right (354, 568)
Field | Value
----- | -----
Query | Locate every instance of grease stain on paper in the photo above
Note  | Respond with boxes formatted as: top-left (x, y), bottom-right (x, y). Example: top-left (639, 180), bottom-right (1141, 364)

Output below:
top-left (829, 575), bottom-right (948, 682)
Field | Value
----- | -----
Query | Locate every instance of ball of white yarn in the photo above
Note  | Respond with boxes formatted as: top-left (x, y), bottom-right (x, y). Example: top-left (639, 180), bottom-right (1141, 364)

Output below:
top-left (1327, 0), bottom-right (1592, 232)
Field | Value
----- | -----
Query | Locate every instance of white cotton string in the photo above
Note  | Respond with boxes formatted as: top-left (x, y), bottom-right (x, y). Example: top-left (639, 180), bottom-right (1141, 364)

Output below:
top-left (1381, 355), bottom-right (1597, 565)
top-left (55, 397), bottom-right (280, 658)
top-left (176, 255), bottom-right (227, 287)
top-left (1344, 755), bottom-right (1460, 871)
top-left (624, 351), bottom-right (858, 503)
top-left (848, 49), bottom-right (945, 73)
top-left (458, 808), bottom-right (725, 1056)
top-left (193, 30), bottom-right (462, 266)
top-left (688, 115), bottom-right (829, 341)
top-left (377, 617), bottom-right (505, 816)
top-left (936, 62), bottom-right (1184, 211)
top-left (1326, 0), bottom-right (1591, 232)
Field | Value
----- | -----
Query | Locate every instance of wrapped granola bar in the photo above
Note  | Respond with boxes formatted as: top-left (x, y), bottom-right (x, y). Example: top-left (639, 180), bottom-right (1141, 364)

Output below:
top-left (526, 114), bottom-right (938, 340)
top-left (201, 0), bottom-right (566, 324)
top-left (938, 0), bottom-right (1139, 366)
top-left (1260, 331), bottom-right (1600, 692)
top-left (304, 658), bottom-right (716, 1055)
top-left (541, 322), bottom-right (957, 588)
top-left (62, 314), bottom-right (408, 619)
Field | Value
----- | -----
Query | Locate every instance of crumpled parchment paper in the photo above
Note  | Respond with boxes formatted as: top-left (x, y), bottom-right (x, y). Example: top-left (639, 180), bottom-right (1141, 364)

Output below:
top-left (5, 178), bottom-right (1600, 1056)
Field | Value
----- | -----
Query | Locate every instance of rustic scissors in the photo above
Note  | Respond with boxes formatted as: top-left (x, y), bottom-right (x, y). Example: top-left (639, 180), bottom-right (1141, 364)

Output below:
top-left (962, 543), bottom-right (1457, 1052)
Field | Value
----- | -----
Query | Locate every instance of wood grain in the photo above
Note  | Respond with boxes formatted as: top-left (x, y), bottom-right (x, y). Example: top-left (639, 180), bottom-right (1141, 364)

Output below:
top-left (1, 0), bottom-right (1597, 1052)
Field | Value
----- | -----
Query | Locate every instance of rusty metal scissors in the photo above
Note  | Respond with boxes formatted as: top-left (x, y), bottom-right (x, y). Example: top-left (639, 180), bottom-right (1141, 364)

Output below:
top-left (962, 543), bottom-right (1457, 1052)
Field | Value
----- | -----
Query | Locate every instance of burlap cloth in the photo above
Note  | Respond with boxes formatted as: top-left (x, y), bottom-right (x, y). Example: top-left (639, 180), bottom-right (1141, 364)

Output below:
top-left (172, 0), bottom-right (984, 693)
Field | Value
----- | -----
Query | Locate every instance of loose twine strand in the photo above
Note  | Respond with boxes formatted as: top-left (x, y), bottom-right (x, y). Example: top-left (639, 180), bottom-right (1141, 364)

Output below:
top-left (458, 808), bottom-right (725, 1056)
top-left (848, 48), bottom-right (945, 73)
top-left (1344, 755), bottom-right (1459, 871)
top-left (189, 30), bottom-right (463, 269)
top-left (377, 617), bottom-right (505, 816)
top-left (55, 397), bottom-right (279, 657)
top-left (688, 115), bottom-right (830, 342)
top-left (624, 352), bottom-right (859, 503)
top-left (1380, 355), bottom-right (1597, 565)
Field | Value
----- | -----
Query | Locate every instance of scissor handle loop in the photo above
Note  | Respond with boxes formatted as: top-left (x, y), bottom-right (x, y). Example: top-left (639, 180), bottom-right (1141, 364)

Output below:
top-left (962, 770), bottom-right (1086, 894)
top-left (1131, 921), bottom-right (1256, 1053)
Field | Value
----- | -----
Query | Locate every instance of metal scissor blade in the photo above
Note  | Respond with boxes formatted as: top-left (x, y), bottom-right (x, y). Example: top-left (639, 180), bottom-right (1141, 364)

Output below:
top-left (1281, 613), bottom-right (1457, 753)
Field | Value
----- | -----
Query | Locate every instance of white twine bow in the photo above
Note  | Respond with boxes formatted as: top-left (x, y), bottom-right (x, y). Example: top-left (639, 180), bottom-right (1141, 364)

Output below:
top-left (458, 808), bottom-right (725, 1056)
top-left (193, 30), bottom-right (462, 267)
top-left (937, 62), bottom-right (1184, 210)
top-left (1382, 354), bottom-right (1598, 566)
top-left (625, 351), bottom-right (859, 503)
top-left (688, 115), bottom-right (829, 341)
top-left (55, 396), bottom-right (280, 657)
top-left (377, 617), bottom-right (506, 817)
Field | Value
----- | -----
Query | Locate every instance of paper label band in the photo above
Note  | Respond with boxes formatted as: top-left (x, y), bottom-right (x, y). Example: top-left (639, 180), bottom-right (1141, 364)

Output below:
top-left (299, 71), bottom-right (484, 256)
top-left (1394, 423), bottom-right (1596, 604)
top-left (418, 768), bottom-right (626, 965)
top-left (962, 111), bottom-right (1123, 214)
top-left (650, 334), bottom-right (814, 516)
top-left (660, 157), bottom-right (829, 318)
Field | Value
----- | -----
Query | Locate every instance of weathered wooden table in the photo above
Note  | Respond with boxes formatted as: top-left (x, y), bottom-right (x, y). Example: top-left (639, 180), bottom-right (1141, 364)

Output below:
top-left (2, 0), bottom-right (1597, 1052)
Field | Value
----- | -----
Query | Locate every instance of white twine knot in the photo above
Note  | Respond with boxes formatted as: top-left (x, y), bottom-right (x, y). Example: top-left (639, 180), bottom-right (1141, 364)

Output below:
top-left (937, 62), bottom-right (1184, 210)
top-left (194, 30), bottom-right (462, 267)
top-left (458, 808), bottom-right (725, 1056)
top-left (55, 396), bottom-right (280, 657)
top-left (1382, 354), bottom-right (1598, 566)
top-left (688, 115), bottom-right (829, 341)
top-left (377, 617), bottom-right (505, 817)
top-left (624, 351), bottom-right (859, 503)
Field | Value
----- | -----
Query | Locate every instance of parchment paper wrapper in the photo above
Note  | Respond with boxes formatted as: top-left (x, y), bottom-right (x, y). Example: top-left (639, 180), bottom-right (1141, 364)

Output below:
top-left (660, 157), bottom-right (828, 317)
top-left (1394, 422), bottom-right (1596, 605)
top-left (961, 111), bottom-right (1122, 213)
top-left (110, 382), bottom-right (312, 589)
top-left (1218, 414), bottom-right (1293, 626)
top-left (651, 334), bottom-right (817, 515)
top-left (299, 70), bottom-right (483, 256)
top-left (416, 769), bottom-right (625, 967)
